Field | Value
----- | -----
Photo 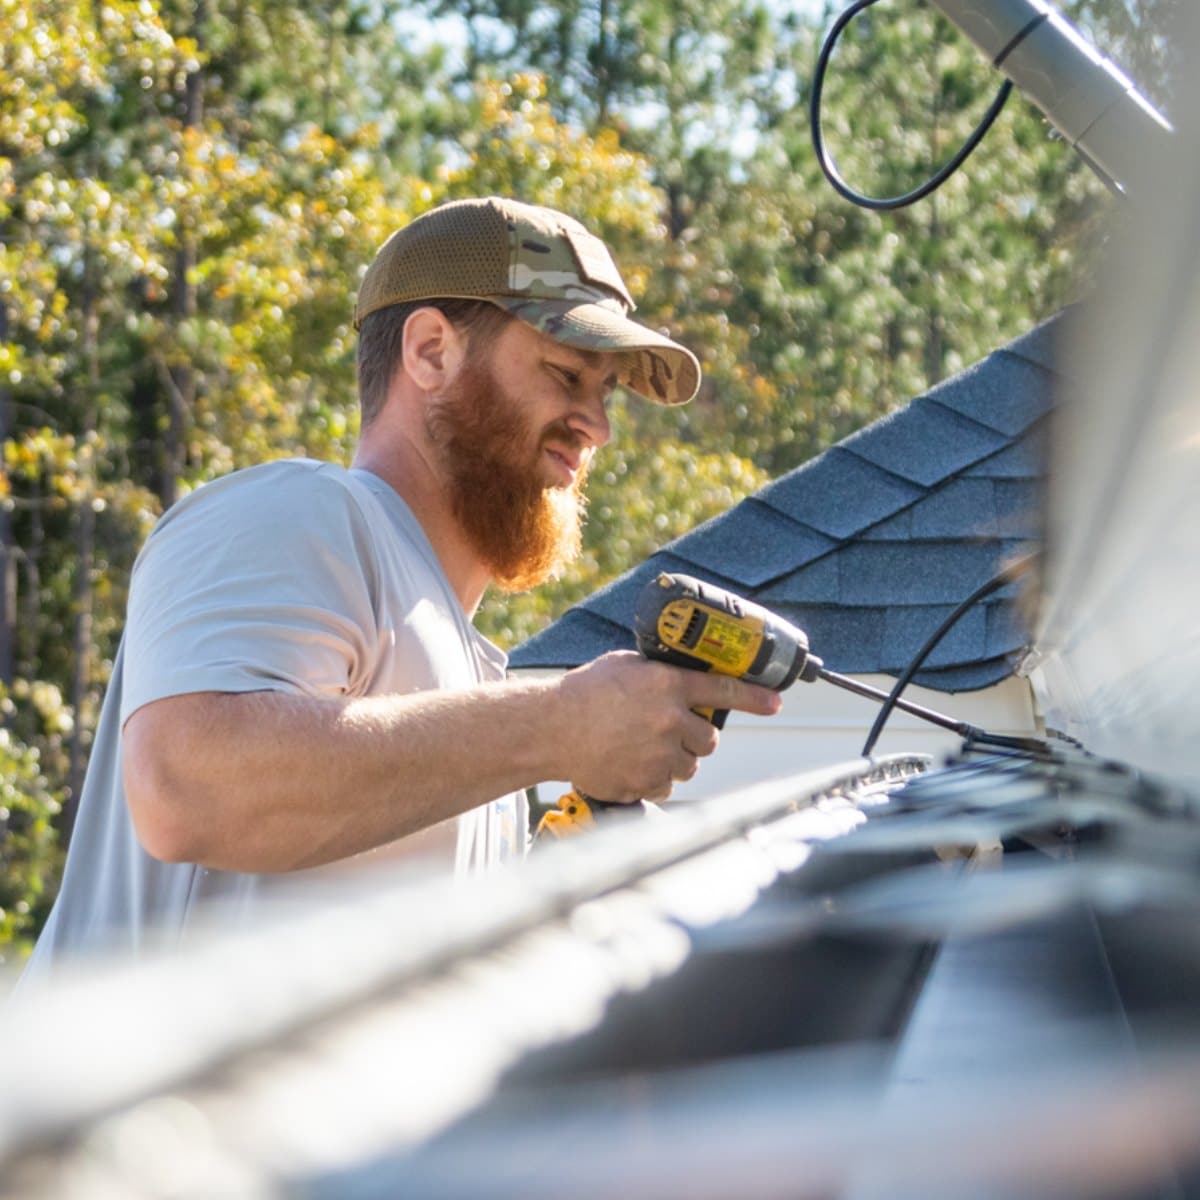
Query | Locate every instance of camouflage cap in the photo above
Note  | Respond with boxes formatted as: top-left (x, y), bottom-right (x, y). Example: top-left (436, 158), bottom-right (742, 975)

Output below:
top-left (354, 196), bottom-right (701, 405)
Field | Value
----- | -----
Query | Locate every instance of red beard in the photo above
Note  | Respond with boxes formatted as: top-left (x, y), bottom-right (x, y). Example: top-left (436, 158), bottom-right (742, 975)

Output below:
top-left (425, 357), bottom-right (589, 593)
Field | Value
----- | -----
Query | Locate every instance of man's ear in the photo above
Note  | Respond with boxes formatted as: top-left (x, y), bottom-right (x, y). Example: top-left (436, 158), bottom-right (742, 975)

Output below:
top-left (401, 307), bottom-right (466, 392)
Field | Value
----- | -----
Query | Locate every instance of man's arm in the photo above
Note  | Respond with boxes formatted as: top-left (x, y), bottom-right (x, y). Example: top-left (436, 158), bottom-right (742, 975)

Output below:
top-left (123, 650), bottom-right (782, 872)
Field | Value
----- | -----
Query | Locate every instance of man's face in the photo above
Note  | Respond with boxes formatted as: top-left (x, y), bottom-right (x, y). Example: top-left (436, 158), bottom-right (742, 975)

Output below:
top-left (425, 322), bottom-right (616, 593)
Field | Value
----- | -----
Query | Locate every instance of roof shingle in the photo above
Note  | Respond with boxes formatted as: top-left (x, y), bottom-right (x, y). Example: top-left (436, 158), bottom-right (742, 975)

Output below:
top-left (754, 449), bottom-right (925, 541)
top-left (671, 500), bottom-right (835, 587)
top-left (840, 402), bottom-right (1010, 486)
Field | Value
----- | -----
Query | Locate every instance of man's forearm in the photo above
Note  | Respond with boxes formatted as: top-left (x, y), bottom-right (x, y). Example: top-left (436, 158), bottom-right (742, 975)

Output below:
top-left (123, 680), bottom-right (564, 872)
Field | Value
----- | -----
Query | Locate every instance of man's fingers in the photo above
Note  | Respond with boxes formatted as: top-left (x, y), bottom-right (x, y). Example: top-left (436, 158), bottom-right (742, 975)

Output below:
top-left (680, 711), bottom-right (720, 758)
top-left (684, 672), bottom-right (783, 717)
top-left (559, 655), bottom-right (783, 806)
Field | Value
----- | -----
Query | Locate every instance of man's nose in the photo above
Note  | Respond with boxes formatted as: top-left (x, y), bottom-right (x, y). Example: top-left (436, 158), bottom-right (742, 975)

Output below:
top-left (568, 390), bottom-right (612, 449)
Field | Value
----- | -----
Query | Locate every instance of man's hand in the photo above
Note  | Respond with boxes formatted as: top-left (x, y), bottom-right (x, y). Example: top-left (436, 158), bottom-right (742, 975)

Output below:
top-left (554, 650), bottom-right (783, 804)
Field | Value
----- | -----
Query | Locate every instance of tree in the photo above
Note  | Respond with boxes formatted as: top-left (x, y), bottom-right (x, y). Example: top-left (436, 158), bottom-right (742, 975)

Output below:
top-left (0, 0), bottom-right (188, 864)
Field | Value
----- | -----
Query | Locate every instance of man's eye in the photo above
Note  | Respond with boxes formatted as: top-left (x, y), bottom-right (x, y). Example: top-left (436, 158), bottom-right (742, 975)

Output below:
top-left (551, 364), bottom-right (580, 388)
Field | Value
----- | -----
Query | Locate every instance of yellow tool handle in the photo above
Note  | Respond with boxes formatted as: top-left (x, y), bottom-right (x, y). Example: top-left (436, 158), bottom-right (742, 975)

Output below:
top-left (534, 789), bottom-right (651, 842)
top-left (694, 705), bottom-right (728, 729)
top-left (534, 789), bottom-right (598, 841)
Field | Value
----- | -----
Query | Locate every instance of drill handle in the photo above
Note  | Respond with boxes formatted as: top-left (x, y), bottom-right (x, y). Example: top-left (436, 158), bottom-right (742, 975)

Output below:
top-left (694, 705), bottom-right (729, 729)
top-left (533, 788), bottom-right (657, 844)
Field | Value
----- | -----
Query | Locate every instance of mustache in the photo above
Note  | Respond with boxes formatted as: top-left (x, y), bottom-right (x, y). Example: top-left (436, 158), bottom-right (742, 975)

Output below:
top-left (538, 421), bottom-right (588, 456)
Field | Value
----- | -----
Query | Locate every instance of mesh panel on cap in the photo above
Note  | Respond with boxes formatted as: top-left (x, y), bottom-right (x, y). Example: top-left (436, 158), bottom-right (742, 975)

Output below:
top-left (361, 201), bottom-right (512, 317)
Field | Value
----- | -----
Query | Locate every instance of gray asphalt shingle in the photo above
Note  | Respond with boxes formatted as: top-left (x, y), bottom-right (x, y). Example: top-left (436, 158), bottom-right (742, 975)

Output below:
top-left (966, 424), bottom-right (1047, 479)
top-left (510, 312), bottom-right (1064, 692)
top-left (927, 353), bottom-right (1053, 437)
top-left (881, 604), bottom-right (990, 670)
top-left (756, 554), bottom-right (842, 606)
top-left (1002, 314), bottom-right (1064, 373)
top-left (667, 500), bottom-right (835, 588)
top-left (993, 478), bottom-right (1044, 538)
top-left (906, 658), bottom-right (1015, 691)
top-left (840, 402), bottom-right (1009, 487)
top-left (985, 600), bottom-right (1032, 659)
top-left (755, 449), bottom-right (925, 540)
top-left (772, 605), bottom-right (887, 674)
top-left (905, 478), bottom-right (1004, 539)
top-left (833, 541), bottom-right (1028, 607)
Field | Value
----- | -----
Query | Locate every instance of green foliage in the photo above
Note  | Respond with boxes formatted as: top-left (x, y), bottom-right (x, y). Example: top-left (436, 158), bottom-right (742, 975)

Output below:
top-left (0, 687), bottom-right (64, 966)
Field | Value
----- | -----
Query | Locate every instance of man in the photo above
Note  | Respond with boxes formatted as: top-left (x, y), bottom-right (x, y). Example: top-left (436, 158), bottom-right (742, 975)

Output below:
top-left (21, 197), bottom-right (780, 980)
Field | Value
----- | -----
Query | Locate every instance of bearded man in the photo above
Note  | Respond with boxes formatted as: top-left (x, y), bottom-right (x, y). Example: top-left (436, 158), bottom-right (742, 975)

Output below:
top-left (20, 197), bottom-right (780, 981)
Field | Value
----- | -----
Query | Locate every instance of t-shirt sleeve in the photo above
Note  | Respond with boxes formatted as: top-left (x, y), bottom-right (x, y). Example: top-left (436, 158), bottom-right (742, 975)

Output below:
top-left (120, 464), bottom-right (383, 725)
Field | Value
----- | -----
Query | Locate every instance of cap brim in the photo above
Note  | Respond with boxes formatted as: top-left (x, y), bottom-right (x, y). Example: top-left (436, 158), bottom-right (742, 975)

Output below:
top-left (490, 297), bottom-right (701, 405)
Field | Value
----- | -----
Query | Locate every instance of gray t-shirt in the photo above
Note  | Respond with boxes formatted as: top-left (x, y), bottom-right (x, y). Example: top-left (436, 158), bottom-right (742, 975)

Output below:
top-left (21, 460), bottom-right (527, 982)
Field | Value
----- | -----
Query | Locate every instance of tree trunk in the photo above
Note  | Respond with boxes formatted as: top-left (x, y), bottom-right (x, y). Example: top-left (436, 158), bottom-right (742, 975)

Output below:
top-left (923, 40), bottom-right (945, 388)
top-left (63, 246), bottom-right (99, 842)
top-left (0, 298), bottom-right (15, 689)
top-left (665, 16), bottom-right (688, 242)
top-left (594, 0), bottom-right (613, 127)
top-left (17, 480), bottom-right (42, 684)
top-left (555, 0), bottom-right (575, 103)
top-left (162, 0), bottom-right (206, 510)
top-left (924, 195), bottom-right (945, 387)
top-left (321, 3), bottom-right (338, 132)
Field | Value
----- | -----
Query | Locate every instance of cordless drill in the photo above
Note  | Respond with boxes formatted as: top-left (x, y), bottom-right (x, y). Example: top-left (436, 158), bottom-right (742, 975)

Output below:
top-left (632, 572), bottom-right (824, 725)
top-left (534, 571), bottom-right (970, 841)
top-left (534, 572), bottom-right (822, 841)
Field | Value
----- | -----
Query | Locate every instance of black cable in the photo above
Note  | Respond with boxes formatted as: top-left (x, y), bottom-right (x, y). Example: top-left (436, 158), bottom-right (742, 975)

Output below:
top-left (861, 552), bottom-right (1040, 757)
top-left (810, 0), bottom-right (1014, 211)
